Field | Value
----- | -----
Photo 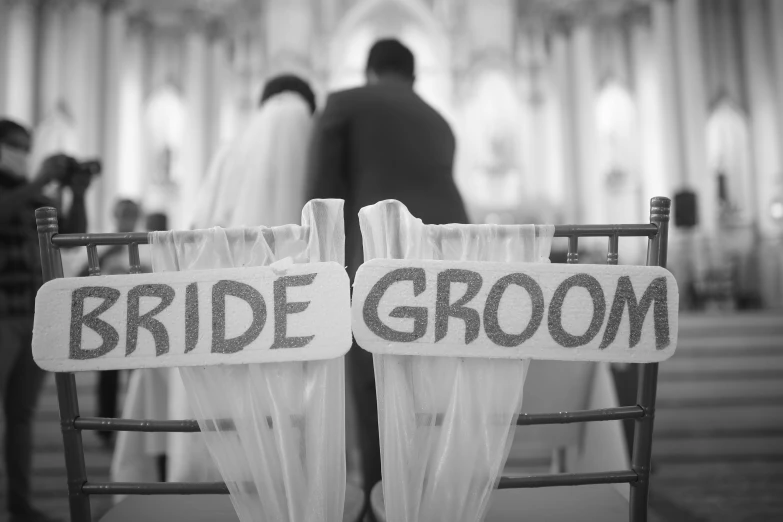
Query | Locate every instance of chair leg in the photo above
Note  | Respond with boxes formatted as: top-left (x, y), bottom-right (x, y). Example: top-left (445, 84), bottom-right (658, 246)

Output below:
top-left (551, 447), bottom-right (567, 474)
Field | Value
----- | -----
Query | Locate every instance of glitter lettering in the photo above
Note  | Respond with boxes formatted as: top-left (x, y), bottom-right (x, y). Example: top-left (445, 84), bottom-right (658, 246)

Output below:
top-left (363, 268), bottom-right (428, 342)
top-left (271, 274), bottom-right (317, 349)
top-left (435, 269), bottom-right (482, 344)
top-left (69, 287), bottom-right (120, 360)
top-left (600, 276), bottom-right (670, 349)
top-left (484, 273), bottom-right (545, 347)
top-left (212, 280), bottom-right (266, 354)
top-left (126, 284), bottom-right (175, 356)
top-left (548, 274), bottom-right (606, 348)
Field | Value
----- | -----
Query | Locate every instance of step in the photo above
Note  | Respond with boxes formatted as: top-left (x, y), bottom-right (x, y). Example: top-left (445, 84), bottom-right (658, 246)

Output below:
top-left (654, 436), bottom-right (783, 461)
top-left (658, 378), bottom-right (783, 402)
top-left (678, 312), bottom-right (783, 331)
top-left (655, 404), bottom-right (783, 432)
top-left (660, 355), bottom-right (783, 375)
top-left (651, 460), bottom-right (783, 484)
top-left (674, 336), bottom-right (783, 355)
top-left (650, 482), bottom-right (783, 522)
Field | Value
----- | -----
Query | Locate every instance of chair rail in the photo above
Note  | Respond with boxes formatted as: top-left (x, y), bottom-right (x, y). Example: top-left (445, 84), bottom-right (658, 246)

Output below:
top-left (498, 469), bottom-right (639, 489)
top-left (516, 406), bottom-right (645, 426)
top-left (75, 405), bottom-right (645, 433)
top-left (52, 231), bottom-right (150, 247)
top-left (80, 469), bottom-right (640, 496)
top-left (82, 482), bottom-right (229, 495)
top-left (74, 417), bottom-right (200, 432)
top-left (553, 224), bottom-right (658, 238)
top-left (47, 222), bottom-right (659, 248)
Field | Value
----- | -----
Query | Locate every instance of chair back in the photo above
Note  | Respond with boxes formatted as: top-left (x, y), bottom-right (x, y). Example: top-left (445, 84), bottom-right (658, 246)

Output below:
top-left (502, 197), bottom-right (671, 521)
top-left (33, 202), bottom-right (352, 521)
top-left (351, 197), bottom-right (672, 522)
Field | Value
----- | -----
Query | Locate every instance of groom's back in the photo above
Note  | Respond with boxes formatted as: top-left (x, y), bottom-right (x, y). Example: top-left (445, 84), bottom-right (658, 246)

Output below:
top-left (327, 82), bottom-right (466, 226)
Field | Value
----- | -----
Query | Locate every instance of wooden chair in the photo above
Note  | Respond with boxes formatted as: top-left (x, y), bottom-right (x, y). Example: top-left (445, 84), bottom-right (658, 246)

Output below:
top-left (33, 207), bottom-right (364, 522)
top-left (368, 197), bottom-right (671, 522)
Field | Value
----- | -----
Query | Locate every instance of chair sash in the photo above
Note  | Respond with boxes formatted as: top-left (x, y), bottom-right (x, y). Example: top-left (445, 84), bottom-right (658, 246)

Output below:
top-left (114, 200), bottom-right (347, 522)
top-left (359, 200), bottom-right (554, 522)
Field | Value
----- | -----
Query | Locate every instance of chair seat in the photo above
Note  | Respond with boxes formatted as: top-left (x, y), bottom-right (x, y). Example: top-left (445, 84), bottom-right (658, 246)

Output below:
top-left (371, 481), bottom-right (629, 521)
top-left (101, 482), bottom-right (365, 522)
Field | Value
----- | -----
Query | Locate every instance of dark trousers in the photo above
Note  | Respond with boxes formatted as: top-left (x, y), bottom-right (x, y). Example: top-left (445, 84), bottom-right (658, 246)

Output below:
top-left (0, 317), bottom-right (47, 514)
top-left (97, 371), bottom-right (119, 426)
top-left (346, 343), bottom-right (381, 500)
top-left (611, 364), bottom-right (638, 456)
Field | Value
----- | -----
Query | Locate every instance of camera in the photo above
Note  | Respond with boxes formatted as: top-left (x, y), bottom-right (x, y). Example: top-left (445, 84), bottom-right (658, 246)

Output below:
top-left (63, 158), bottom-right (102, 185)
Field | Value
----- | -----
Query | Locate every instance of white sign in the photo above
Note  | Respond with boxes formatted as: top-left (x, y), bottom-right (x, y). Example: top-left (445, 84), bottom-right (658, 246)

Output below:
top-left (352, 259), bottom-right (679, 363)
top-left (33, 262), bottom-right (351, 372)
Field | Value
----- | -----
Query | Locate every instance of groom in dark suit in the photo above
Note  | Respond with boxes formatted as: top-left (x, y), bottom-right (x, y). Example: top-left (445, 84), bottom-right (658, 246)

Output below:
top-left (306, 39), bottom-right (468, 498)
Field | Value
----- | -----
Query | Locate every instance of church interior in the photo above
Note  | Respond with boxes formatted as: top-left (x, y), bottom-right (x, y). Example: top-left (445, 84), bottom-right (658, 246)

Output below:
top-left (1, 0), bottom-right (783, 520)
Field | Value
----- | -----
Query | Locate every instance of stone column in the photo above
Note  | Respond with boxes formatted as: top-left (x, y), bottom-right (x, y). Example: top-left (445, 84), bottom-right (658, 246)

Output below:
top-left (205, 20), bottom-right (233, 161)
top-left (570, 20), bottom-right (599, 225)
top-left (3, 0), bottom-right (38, 125)
top-left (180, 16), bottom-right (210, 230)
top-left (99, 0), bottom-right (126, 231)
top-left (518, 27), bottom-right (549, 209)
top-left (549, 20), bottom-right (579, 224)
top-left (650, 0), bottom-right (685, 195)
top-left (64, 0), bottom-right (104, 229)
top-left (37, 0), bottom-right (68, 119)
top-left (673, 0), bottom-right (712, 232)
top-left (65, 0), bottom-right (103, 156)
top-left (539, 33), bottom-right (567, 214)
top-left (548, 15), bottom-right (598, 225)
top-left (116, 13), bottom-right (150, 201)
top-left (742, 0), bottom-right (780, 235)
top-left (770, 0), bottom-right (783, 164)
top-left (0, 0), bottom-right (9, 115)
top-left (746, 0), bottom-right (783, 307)
top-left (631, 5), bottom-right (671, 203)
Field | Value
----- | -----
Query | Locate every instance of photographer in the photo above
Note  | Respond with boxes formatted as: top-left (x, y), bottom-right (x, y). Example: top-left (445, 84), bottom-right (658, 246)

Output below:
top-left (0, 118), bottom-right (94, 522)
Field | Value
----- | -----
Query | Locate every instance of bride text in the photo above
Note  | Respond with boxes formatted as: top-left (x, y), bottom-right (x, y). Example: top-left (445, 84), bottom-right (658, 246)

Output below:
top-left (32, 263), bottom-right (352, 372)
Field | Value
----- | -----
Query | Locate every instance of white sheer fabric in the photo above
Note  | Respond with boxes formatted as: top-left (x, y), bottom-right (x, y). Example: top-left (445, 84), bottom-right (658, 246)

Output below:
top-left (359, 200), bottom-right (553, 522)
top-left (113, 200), bottom-right (346, 522)
top-left (190, 92), bottom-right (312, 229)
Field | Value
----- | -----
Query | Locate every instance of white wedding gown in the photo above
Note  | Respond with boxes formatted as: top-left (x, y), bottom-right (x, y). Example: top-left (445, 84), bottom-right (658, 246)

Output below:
top-left (191, 91), bottom-right (313, 229)
top-left (111, 92), bottom-right (315, 492)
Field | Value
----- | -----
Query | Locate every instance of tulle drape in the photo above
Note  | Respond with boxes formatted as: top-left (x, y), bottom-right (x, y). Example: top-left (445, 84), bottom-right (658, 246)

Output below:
top-left (190, 92), bottom-right (312, 230)
top-left (150, 199), bottom-right (347, 522)
top-left (359, 200), bottom-right (554, 522)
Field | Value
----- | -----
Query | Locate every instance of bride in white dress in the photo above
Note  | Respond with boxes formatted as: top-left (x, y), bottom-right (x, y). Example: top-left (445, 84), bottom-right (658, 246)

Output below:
top-left (191, 75), bottom-right (317, 229)
top-left (111, 75), bottom-right (319, 489)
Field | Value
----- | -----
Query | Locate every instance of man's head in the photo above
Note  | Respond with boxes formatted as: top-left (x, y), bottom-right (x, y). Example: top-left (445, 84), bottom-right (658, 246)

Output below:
top-left (366, 39), bottom-right (415, 86)
top-left (146, 212), bottom-right (167, 232)
top-left (0, 119), bottom-right (32, 180)
top-left (114, 199), bottom-right (140, 233)
top-left (260, 75), bottom-right (317, 114)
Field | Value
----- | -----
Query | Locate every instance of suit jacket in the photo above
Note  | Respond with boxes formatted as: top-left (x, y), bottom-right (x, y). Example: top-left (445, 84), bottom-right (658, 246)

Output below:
top-left (306, 81), bottom-right (468, 277)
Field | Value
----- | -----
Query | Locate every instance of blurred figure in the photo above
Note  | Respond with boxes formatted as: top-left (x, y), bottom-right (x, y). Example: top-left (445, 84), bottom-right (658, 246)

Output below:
top-left (77, 199), bottom-right (141, 446)
top-left (306, 39), bottom-right (468, 499)
top-left (191, 74), bottom-right (317, 229)
top-left (145, 212), bottom-right (168, 233)
top-left (0, 118), bottom-right (93, 522)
